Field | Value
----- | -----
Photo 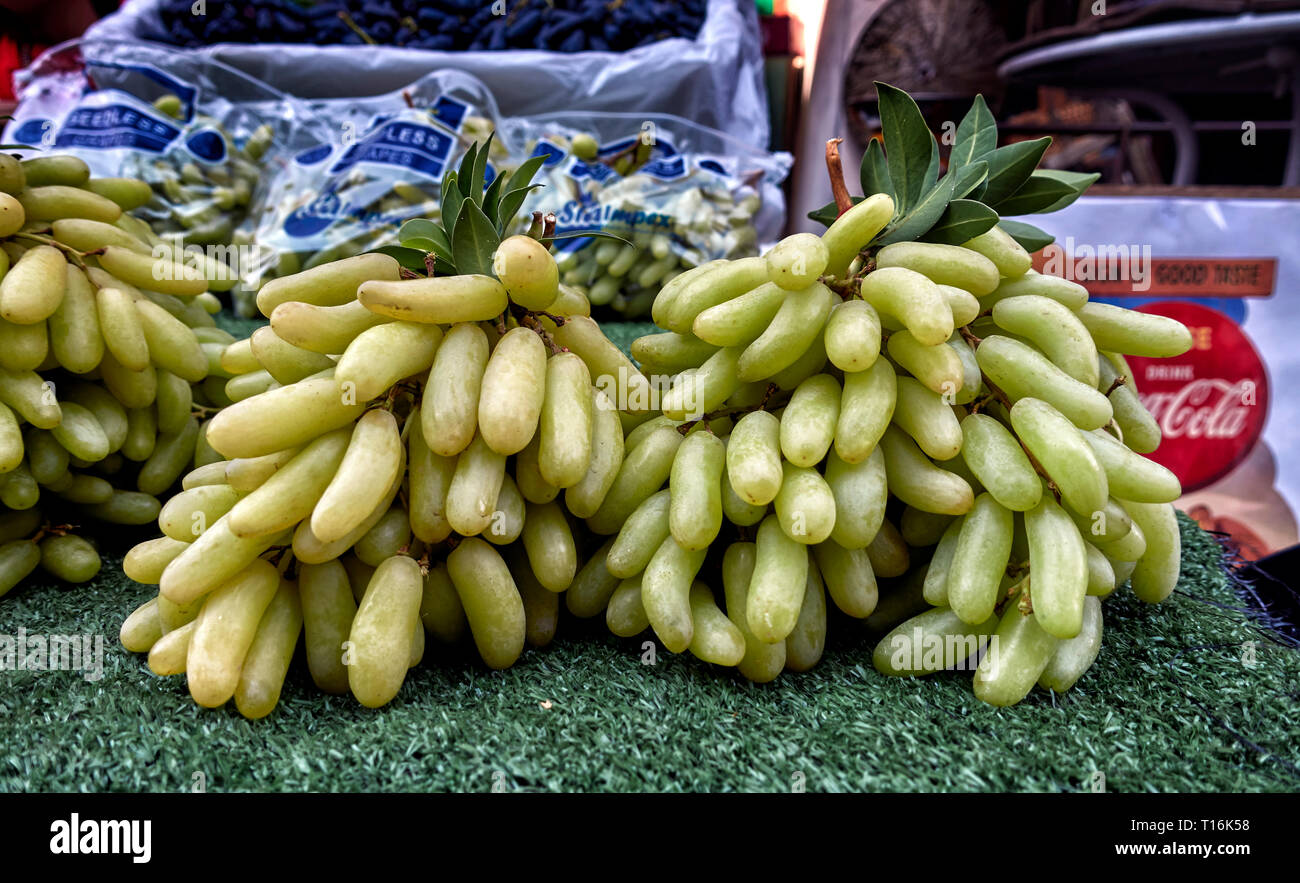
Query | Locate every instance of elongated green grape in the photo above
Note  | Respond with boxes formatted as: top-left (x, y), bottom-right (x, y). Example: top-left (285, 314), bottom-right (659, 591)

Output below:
top-left (407, 409), bottom-right (456, 543)
top-left (123, 535), bottom-right (188, 584)
top-left (0, 245), bottom-right (65, 325)
top-left (691, 282), bottom-right (785, 347)
top-left (1038, 595), bottom-right (1103, 692)
top-left (420, 562), bottom-right (466, 644)
top-left (205, 376), bottom-right (367, 459)
top-left (860, 266), bottom-right (954, 346)
top-left (0, 538), bottom-right (40, 598)
top-left (1025, 495), bottom-right (1088, 639)
top-left (664, 256), bottom-right (769, 333)
top-left (824, 299), bottom-right (881, 372)
top-left (0, 462), bottom-right (39, 510)
top-left (1076, 302), bottom-right (1193, 358)
top-left (1098, 353), bottom-right (1160, 454)
top-left (922, 518), bottom-right (964, 605)
top-left (972, 589), bottom-right (1058, 706)
top-left (147, 620), bottom-right (194, 675)
top-left (835, 356), bottom-right (896, 463)
top-left (0, 367), bottom-right (60, 428)
top-left (353, 507), bottom-right (412, 567)
top-left (687, 582), bottom-right (745, 666)
top-left (879, 426), bottom-right (974, 516)
top-left (1010, 398), bottom-right (1108, 518)
top-left (138, 417), bottom-right (201, 496)
top-left (293, 454), bottom-right (403, 565)
top-left (825, 447), bottom-right (887, 550)
top-left (565, 537), bottom-right (620, 618)
top-left (885, 332), bottom-right (965, 397)
top-left (358, 273), bottom-right (509, 324)
top-left (720, 543), bottom-right (785, 681)
top-left (747, 514), bottom-right (809, 643)
top-left (1083, 429), bottom-right (1181, 503)
top-left (50, 400), bottom-right (109, 462)
top-left (981, 271), bottom-right (1089, 310)
top-left (347, 556), bottom-right (421, 707)
top-left (1084, 543), bottom-right (1117, 596)
top-left (947, 493), bottom-right (1013, 625)
top-left (422, 322), bottom-right (488, 457)
top-left (875, 241), bottom-right (1000, 296)
top-left (96, 287), bottom-right (150, 371)
top-left (234, 579), bottom-right (303, 719)
top-left (21, 155), bottom-right (88, 187)
top-left (270, 299), bottom-right (392, 355)
top-left (521, 499), bottom-right (577, 591)
top-left (765, 232), bottom-right (830, 290)
top-left (813, 540), bottom-right (877, 618)
top-left (783, 562), bottom-right (827, 671)
top-left (606, 489), bottom-right (671, 579)
top-left (99, 245), bottom-right (206, 296)
top-left (980, 335), bottom-right (1113, 430)
top-left (893, 376), bottom-right (962, 460)
top-left (874, 606), bottom-right (998, 676)
top-left (736, 281), bottom-right (835, 382)
top-left (1122, 501), bottom-right (1180, 603)
top-left (641, 535), bottom-right (707, 653)
top-left (0, 402), bottom-right (21, 473)
top-left (1069, 495), bottom-right (1134, 545)
top-left (494, 234), bottom-right (558, 310)
top-left (651, 260), bottom-right (724, 325)
top-left (660, 346), bottom-right (742, 421)
top-left (992, 295), bottom-right (1099, 386)
top-left (958, 413), bottom-right (1042, 512)
top-left (553, 316), bottom-right (654, 414)
top-left (19, 185), bottom-right (121, 224)
top-left (726, 410), bottom-right (782, 506)
top-left (773, 461), bottom-right (836, 544)
top-left (159, 514), bottom-right (285, 605)
top-left (51, 217), bottom-right (148, 254)
top-left (629, 330), bottom-right (719, 374)
top-left (119, 597), bottom-right (162, 652)
top-left (565, 389), bottom-right (624, 519)
top-left (821, 193), bottom-right (894, 277)
top-left (962, 225), bottom-right (1032, 277)
top-left (722, 464), bottom-right (769, 526)
top-left (478, 326), bottom-right (546, 456)
top-left (336, 321), bottom-right (442, 403)
top-left (447, 537), bottom-right (526, 669)
top-left (514, 433), bottom-right (558, 504)
top-left (37, 534), bottom-right (100, 583)
top-left (310, 412), bottom-right (402, 544)
top-left (84, 177), bottom-right (152, 211)
top-left (0, 316), bottom-right (48, 371)
top-left (258, 253), bottom-right (400, 316)
top-left (153, 371), bottom-right (192, 435)
top-left (780, 374), bottom-right (840, 467)
top-left (248, 326), bottom-right (335, 385)
top-left (587, 423), bottom-right (682, 534)
top-left (668, 431), bottom-right (724, 551)
top-left (607, 576), bottom-right (650, 638)
top-left (158, 484), bottom-right (240, 541)
top-left (186, 559), bottom-right (280, 707)
top-left (446, 432), bottom-right (507, 537)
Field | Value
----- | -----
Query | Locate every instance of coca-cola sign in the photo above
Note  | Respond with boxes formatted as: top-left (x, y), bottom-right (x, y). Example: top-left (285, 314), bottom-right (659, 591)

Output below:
top-left (1125, 302), bottom-right (1269, 492)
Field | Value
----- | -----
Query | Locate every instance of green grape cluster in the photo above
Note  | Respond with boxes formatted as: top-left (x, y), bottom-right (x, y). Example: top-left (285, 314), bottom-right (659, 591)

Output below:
top-left (118, 205), bottom-right (656, 717)
top-left (572, 193), bottom-right (1192, 706)
top-left (0, 153), bottom-right (229, 599)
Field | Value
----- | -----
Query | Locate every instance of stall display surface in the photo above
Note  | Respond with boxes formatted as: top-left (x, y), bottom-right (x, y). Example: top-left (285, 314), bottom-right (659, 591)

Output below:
top-left (3, 510), bottom-right (1296, 793)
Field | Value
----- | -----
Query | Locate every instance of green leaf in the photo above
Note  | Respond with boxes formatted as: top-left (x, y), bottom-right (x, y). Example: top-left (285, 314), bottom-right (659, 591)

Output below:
top-left (807, 196), bottom-right (864, 228)
top-left (399, 218), bottom-right (455, 266)
top-left (949, 160), bottom-right (988, 200)
top-left (1032, 169), bottom-right (1100, 213)
top-left (981, 137), bottom-right (1052, 207)
top-left (877, 172), bottom-right (957, 245)
top-left (920, 199), bottom-right (1000, 245)
top-left (496, 185), bottom-right (543, 235)
top-left (482, 166), bottom-right (509, 230)
top-left (441, 173), bottom-right (465, 246)
top-left (877, 82), bottom-right (936, 214)
top-left (452, 199), bottom-right (499, 276)
top-left (998, 219), bottom-right (1055, 253)
top-left (991, 173), bottom-right (1077, 216)
top-left (494, 153), bottom-right (549, 231)
top-left (370, 245), bottom-right (431, 273)
top-left (456, 142), bottom-right (479, 197)
top-left (469, 132), bottom-right (493, 204)
top-left (949, 94), bottom-right (997, 173)
top-left (859, 139), bottom-right (892, 200)
top-left (507, 153), bottom-right (547, 193)
top-left (922, 134), bottom-right (940, 196)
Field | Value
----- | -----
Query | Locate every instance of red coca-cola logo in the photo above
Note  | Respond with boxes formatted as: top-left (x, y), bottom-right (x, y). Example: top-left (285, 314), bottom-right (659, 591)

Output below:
top-left (1125, 301), bottom-right (1268, 492)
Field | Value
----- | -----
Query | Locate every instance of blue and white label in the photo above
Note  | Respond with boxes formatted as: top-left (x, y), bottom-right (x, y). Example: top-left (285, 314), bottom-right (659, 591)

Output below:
top-left (54, 102), bottom-right (181, 153)
top-left (329, 120), bottom-right (454, 179)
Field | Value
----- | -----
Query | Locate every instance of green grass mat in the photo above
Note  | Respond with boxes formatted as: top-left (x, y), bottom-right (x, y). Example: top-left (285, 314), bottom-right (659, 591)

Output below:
top-left (1, 514), bottom-right (1297, 793)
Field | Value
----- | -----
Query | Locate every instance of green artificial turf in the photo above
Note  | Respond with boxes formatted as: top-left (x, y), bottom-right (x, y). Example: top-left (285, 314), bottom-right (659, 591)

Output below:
top-left (1, 513), bottom-right (1296, 793)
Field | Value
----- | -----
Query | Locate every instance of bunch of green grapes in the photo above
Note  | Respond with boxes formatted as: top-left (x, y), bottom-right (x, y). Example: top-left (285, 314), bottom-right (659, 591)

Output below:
top-left (564, 192), bottom-right (1190, 705)
top-left (0, 152), bottom-right (229, 599)
top-left (119, 235), bottom-right (655, 718)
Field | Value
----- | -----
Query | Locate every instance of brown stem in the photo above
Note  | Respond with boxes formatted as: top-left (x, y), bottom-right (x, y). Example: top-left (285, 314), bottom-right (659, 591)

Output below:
top-left (1104, 375), bottom-right (1128, 396)
top-left (540, 212), bottom-right (557, 249)
top-left (676, 385), bottom-right (789, 434)
top-left (959, 326), bottom-right (983, 349)
top-left (826, 138), bottom-right (852, 216)
top-left (525, 212), bottom-right (545, 240)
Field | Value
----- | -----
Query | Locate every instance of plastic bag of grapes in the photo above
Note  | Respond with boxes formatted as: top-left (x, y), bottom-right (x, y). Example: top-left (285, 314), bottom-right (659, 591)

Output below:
top-left (234, 69), bottom-right (512, 316)
top-left (500, 111), bottom-right (791, 318)
top-left (5, 39), bottom-right (327, 252)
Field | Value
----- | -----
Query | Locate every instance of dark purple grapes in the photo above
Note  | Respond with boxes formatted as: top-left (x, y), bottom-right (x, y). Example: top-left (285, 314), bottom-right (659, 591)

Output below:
top-left (147, 0), bottom-right (708, 52)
